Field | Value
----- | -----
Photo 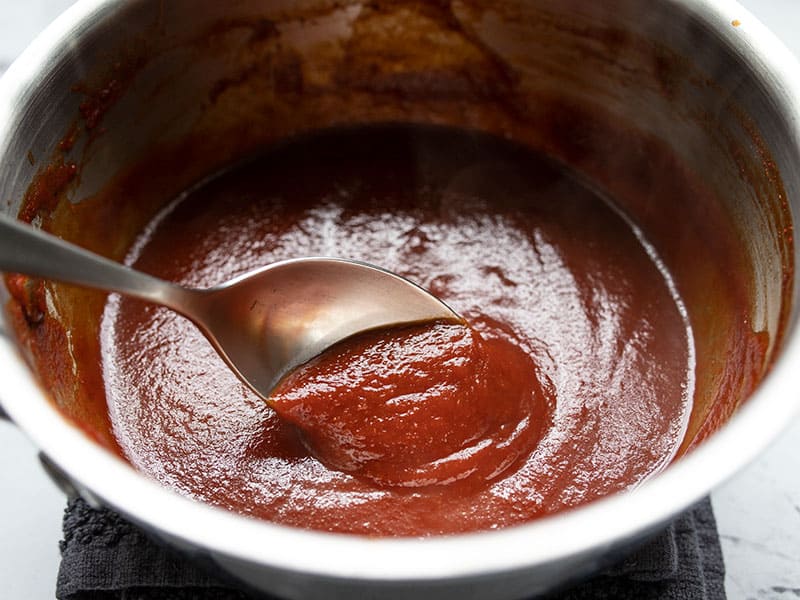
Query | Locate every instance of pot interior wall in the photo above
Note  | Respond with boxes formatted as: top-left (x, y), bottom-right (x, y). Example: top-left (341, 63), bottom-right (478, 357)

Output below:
top-left (1, 0), bottom-right (794, 462)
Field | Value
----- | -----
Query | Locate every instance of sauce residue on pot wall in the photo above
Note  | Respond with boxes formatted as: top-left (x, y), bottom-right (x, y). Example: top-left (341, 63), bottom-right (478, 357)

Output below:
top-left (99, 125), bottom-right (694, 535)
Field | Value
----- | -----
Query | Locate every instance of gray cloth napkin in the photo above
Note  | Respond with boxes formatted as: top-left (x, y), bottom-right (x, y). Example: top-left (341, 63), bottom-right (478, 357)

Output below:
top-left (57, 497), bottom-right (725, 600)
top-left (550, 497), bottom-right (725, 599)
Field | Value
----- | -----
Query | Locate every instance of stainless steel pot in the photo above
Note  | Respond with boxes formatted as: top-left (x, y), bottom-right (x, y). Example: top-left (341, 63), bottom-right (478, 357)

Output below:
top-left (1, 1), bottom-right (799, 598)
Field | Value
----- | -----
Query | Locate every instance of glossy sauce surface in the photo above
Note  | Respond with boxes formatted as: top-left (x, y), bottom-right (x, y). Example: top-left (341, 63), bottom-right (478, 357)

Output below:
top-left (270, 320), bottom-right (551, 488)
top-left (101, 126), bottom-right (694, 535)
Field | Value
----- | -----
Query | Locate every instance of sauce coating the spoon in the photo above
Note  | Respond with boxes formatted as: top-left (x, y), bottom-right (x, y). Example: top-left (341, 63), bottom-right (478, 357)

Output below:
top-left (270, 319), bottom-right (551, 488)
top-left (101, 125), bottom-right (694, 535)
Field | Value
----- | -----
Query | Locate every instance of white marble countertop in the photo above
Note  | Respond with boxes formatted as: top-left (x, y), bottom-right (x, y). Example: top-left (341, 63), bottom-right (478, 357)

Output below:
top-left (1, 1), bottom-right (799, 598)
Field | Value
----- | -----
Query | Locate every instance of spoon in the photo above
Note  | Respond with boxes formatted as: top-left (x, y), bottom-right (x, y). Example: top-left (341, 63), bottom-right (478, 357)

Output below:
top-left (0, 215), bottom-right (460, 398)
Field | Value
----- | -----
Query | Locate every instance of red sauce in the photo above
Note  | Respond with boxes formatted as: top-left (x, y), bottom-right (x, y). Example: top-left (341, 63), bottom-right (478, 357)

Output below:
top-left (16, 161), bottom-right (77, 224)
top-left (100, 125), bottom-right (693, 535)
top-left (270, 320), bottom-right (551, 488)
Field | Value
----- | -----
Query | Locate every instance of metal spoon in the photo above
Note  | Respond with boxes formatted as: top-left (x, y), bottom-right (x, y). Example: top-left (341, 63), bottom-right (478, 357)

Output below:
top-left (0, 215), bottom-right (460, 398)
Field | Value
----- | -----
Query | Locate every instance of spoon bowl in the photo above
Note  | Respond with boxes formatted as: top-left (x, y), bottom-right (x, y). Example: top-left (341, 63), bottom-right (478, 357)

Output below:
top-left (0, 215), bottom-right (460, 398)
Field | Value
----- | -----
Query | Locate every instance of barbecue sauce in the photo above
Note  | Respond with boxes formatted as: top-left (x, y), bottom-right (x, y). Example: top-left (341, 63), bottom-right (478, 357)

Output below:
top-left (100, 125), bottom-right (694, 535)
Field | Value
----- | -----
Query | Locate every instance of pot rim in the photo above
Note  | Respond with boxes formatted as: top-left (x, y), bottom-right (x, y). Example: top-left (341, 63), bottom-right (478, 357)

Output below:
top-left (1, 0), bottom-right (799, 582)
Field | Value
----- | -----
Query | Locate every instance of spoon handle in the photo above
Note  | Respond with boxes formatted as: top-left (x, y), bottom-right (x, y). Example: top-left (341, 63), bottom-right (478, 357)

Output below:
top-left (0, 215), bottom-right (187, 309)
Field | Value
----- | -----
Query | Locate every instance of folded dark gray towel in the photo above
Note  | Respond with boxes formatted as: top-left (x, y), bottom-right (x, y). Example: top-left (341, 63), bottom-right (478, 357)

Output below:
top-left (551, 497), bottom-right (725, 599)
top-left (57, 497), bottom-right (725, 599)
